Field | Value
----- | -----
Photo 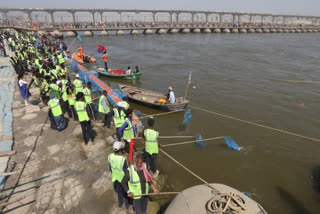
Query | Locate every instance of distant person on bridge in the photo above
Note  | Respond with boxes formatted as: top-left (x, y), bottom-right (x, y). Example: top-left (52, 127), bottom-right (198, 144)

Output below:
top-left (103, 51), bottom-right (108, 71)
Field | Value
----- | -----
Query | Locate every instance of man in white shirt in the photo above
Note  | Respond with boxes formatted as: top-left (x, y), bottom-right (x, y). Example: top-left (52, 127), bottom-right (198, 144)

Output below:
top-left (125, 66), bottom-right (131, 75)
top-left (167, 87), bottom-right (175, 104)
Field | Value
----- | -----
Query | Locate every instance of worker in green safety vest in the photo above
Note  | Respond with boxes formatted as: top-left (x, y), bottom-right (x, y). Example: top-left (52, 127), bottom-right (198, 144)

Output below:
top-left (57, 52), bottom-right (65, 65)
top-left (49, 80), bottom-right (62, 99)
top-left (108, 141), bottom-right (130, 210)
top-left (74, 92), bottom-right (95, 145)
top-left (28, 71), bottom-right (41, 98)
top-left (111, 101), bottom-right (126, 140)
top-left (67, 86), bottom-right (78, 121)
top-left (98, 90), bottom-right (111, 127)
top-left (73, 74), bottom-right (83, 95)
top-left (40, 75), bottom-right (51, 105)
top-left (121, 153), bottom-right (158, 213)
top-left (118, 108), bottom-right (137, 159)
top-left (60, 75), bottom-right (69, 114)
top-left (83, 82), bottom-right (95, 120)
top-left (47, 93), bottom-right (67, 131)
top-left (141, 117), bottom-right (162, 178)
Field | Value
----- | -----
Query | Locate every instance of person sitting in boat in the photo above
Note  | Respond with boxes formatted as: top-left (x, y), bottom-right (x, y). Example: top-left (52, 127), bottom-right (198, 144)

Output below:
top-left (125, 66), bottom-right (131, 75)
top-left (166, 87), bottom-right (175, 104)
top-left (135, 66), bottom-right (139, 73)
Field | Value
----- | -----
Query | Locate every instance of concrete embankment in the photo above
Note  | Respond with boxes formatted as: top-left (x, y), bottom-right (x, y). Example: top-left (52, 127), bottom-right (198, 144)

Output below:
top-left (0, 52), bottom-right (15, 190)
top-left (0, 59), bottom-right (165, 214)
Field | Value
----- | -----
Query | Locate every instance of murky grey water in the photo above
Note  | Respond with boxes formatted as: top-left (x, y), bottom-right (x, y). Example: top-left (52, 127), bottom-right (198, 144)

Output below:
top-left (65, 33), bottom-right (320, 213)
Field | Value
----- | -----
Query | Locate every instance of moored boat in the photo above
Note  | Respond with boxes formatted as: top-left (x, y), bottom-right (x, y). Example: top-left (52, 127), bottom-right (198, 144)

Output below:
top-left (72, 53), bottom-right (96, 64)
top-left (119, 84), bottom-right (190, 111)
top-left (96, 67), bottom-right (142, 80)
top-left (165, 183), bottom-right (267, 214)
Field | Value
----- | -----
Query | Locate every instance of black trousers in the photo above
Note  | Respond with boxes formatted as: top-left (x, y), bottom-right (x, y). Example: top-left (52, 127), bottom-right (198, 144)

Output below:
top-left (87, 103), bottom-right (95, 120)
top-left (144, 152), bottom-right (158, 174)
top-left (80, 120), bottom-right (94, 145)
top-left (104, 62), bottom-right (108, 71)
top-left (69, 105), bottom-right (78, 121)
top-left (133, 196), bottom-right (148, 214)
top-left (102, 112), bottom-right (111, 128)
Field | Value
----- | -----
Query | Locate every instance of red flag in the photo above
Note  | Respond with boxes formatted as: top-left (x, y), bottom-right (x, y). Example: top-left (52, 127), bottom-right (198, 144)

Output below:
top-left (97, 45), bottom-right (106, 54)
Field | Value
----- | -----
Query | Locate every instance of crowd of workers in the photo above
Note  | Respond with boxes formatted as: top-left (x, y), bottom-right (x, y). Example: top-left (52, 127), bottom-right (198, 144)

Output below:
top-left (2, 30), bottom-right (162, 214)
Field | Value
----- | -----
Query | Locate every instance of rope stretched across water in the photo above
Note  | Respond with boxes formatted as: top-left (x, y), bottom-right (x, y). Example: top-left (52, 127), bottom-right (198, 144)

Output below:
top-left (190, 105), bottom-right (320, 142)
top-left (160, 148), bottom-right (217, 191)
top-left (161, 137), bottom-right (225, 147)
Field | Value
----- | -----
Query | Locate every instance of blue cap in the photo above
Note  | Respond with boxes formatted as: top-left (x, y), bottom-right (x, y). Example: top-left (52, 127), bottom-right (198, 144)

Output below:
top-left (49, 93), bottom-right (55, 99)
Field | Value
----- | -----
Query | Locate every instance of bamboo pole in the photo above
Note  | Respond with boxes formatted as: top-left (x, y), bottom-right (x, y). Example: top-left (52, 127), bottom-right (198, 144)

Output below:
top-left (0, 171), bottom-right (20, 177)
top-left (161, 136), bottom-right (225, 148)
top-left (139, 110), bottom-right (183, 119)
top-left (135, 136), bottom-right (194, 140)
top-left (135, 192), bottom-right (180, 197)
top-left (0, 151), bottom-right (16, 157)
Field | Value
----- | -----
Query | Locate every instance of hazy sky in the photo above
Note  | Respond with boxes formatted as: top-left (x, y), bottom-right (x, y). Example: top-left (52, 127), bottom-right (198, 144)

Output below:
top-left (0, 0), bottom-right (319, 16)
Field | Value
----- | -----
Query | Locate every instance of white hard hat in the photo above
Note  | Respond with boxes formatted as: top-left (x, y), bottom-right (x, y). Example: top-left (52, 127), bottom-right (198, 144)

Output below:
top-left (117, 101), bottom-right (125, 108)
top-left (75, 74), bottom-right (80, 78)
top-left (168, 87), bottom-right (173, 90)
top-left (56, 80), bottom-right (61, 85)
top-left (113, 141), bottom-right (122, 151)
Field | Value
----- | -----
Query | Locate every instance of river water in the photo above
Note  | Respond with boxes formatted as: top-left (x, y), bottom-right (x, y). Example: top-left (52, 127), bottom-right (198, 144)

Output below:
top-left (65, 33), bottom-right (320, 213)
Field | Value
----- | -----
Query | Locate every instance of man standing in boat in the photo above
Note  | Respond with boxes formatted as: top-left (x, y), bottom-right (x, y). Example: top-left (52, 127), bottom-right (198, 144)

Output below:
top-left (166, 87), bottom-right (175, 104)
top-left (78, 45), bottom-right (83, 60)
top-left (103, 50), bottom-right (108, 71)
top-left (141, 117), bottom-right (161, 178)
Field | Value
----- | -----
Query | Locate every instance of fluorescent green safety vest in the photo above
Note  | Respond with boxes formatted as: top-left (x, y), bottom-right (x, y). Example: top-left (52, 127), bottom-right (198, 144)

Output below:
top-left (48, 99), bottom-right (62, 117)
top-left (123, 118), bottom-right (134, 140)
top-left (83, 87), bottom-right (92, 104)
top-left (98, 95), bottom-right (110, 113)
top-left (113, 108), bottom-right (125, 128)
top-left (61, 80), bottom-right (68, 102)
top-left (122, 101), bottom-right (129, 110)
top-left (32, 76), bottom-right (40, 88)
top-left (50, 69), bottom-right (58, 80)
top-left (108, 153), bottom-right (126, 183)
top-left (50, 84), bottom-right (60, 99)
top-left (42, 80), bottom-right (50, 95)
top-left (128, 165), bottom-right (149, 199)
top-left (73, 79), bottom-right (83, 95)
top-left (67, 92), bottom-right (76, 106)
top-left (39, 68), bottom-right (46, 76)
top-left (12, 40), bottom-right (16, 47)
top-left (144, 129), bottom-right (159, 155)
top-left (74, 101), bottom-right (89, 122)
top-left (57, 54), bottom-right (65, 65)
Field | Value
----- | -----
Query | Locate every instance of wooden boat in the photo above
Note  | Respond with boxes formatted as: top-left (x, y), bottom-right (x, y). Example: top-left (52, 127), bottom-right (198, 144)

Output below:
top-left (72, 53), bottom-right (96, 64)
top-left (96, 67), bottom-right (142, 80)
top-left (119, 84), bottom-right (190, 112)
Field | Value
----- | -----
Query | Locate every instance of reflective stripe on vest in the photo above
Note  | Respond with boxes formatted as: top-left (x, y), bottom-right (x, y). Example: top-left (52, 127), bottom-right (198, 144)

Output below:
top-left (123, 118), bottom-right (134, 140)
top-left (144, 129), bottom-right (159, 155)
top-left (113, 108), bottom-right (125, 128)
top-left (108, 153), bottom-right (126, 182)
top-left (48, 99), bottom-right (62, 117)
top-left (83, 87), bottom-right (92, 104)
top-left (74, 101), bottom-right (89, 122)
top-left (98, 96), bottom-right (110, 113)
top-left (127, 164), bottom-right (149, 199)
top-left (73, 79), bottom-right (83, 94)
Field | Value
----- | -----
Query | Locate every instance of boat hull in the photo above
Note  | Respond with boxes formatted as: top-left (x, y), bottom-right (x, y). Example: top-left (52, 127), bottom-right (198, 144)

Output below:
top-left (119, 84), bottom-right (189, 112)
